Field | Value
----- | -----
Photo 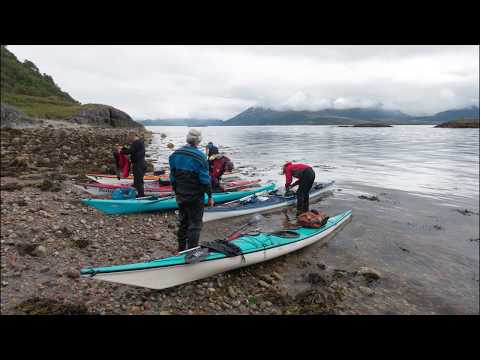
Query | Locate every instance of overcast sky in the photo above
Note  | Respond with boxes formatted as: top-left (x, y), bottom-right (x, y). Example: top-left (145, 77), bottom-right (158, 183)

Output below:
top-left (8, 45), bottom-right (479, 119)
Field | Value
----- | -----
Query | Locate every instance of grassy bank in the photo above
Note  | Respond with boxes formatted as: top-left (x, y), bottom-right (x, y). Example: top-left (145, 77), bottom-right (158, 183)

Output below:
top-left (1, 93), bottom-right (98, 119)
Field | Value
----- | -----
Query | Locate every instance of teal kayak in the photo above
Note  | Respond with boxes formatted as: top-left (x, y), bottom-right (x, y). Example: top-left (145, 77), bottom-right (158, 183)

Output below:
top-left (80, 210), bottom-right (352, 289)
top-left (81, 183), bottom-right (275, 215)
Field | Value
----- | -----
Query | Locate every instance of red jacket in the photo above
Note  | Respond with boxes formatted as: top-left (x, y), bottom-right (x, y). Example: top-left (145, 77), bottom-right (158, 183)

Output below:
top-left (113, 150), bottom-right (130, 178)
top-left (284, 163), bottom-right (311, 189)
top-left (209, 155), bottom-right (233, 189)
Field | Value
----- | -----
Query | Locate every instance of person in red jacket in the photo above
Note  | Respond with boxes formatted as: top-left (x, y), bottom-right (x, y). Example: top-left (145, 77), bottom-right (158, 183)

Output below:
top-left (113, 145), bottom-right (130, 179)
top-left (208, 147), bottom-right (234, 192)
top-left (281, 162), bottom-right (315, 215)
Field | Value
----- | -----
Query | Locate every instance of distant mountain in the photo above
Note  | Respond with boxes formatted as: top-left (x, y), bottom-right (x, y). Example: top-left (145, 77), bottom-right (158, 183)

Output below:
top-left (224, 107), bottom-right (413, 126)
top-left (224, 105), bottom-right (480, 125)
top-left (139, 119), bottom-right (224, 126)
top-left (413, 106), bottom-right (479, 124)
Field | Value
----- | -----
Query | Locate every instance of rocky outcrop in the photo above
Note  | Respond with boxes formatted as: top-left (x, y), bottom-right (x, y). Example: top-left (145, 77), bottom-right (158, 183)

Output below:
top-left (69, 105), bottom-right (144, 128)
top-left (0, 127), bottom-right (152, 177)
top-left (434, 118), bottom-right (479, 128)
top-left (0, 103), bottom-right (41, 128)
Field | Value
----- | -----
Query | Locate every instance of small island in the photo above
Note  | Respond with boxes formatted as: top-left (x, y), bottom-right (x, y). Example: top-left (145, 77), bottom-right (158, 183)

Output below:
top-left (352, 123), bottom-right (392, 128)
top-left (434, 118), bottom-right (479, 128)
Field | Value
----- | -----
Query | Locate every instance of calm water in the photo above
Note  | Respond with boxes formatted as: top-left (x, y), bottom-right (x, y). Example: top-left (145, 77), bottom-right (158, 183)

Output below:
top-left (147, 125), bottom-right (479, 314)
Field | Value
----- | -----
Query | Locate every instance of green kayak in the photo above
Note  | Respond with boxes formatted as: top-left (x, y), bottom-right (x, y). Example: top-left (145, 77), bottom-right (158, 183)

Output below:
top-left (80, 210), bottom-right (352, 289)
top-left (81, 183), bottom-right (275, 215)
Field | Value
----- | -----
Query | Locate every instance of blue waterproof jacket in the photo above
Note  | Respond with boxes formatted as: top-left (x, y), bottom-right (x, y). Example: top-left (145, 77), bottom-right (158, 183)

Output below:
top-left (169, 145), bottom-right (212, 203)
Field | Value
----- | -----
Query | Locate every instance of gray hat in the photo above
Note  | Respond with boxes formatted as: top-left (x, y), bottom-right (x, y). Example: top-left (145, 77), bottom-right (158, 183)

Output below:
top-left (186, 129), bottom-right (202, 145)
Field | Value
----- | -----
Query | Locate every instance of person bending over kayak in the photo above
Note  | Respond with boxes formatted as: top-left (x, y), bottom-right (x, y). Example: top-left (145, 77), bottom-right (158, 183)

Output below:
top-left (169, 129), bottom-right (214, 252)
top-left (281, 162), bottom-right (315, 215)
top-left (120, 132), bottom-right (146, 198)
top-left (208, 147), bottom-right (234, 192)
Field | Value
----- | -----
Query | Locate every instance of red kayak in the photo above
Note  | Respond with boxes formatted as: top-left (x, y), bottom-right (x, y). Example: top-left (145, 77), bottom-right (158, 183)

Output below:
top-left (76, 179), bottom-right (262, 197)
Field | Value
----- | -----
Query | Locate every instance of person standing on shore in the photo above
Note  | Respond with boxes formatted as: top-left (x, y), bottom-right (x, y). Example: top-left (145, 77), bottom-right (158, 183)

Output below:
top-left (113, 144), bottom-right (130, 179)
top-left (281, 162), bottom-right (315, 215)
top-left (169, 129), bottom-right (214, 252)
top-left (120, 132), bottom-right (146, 198)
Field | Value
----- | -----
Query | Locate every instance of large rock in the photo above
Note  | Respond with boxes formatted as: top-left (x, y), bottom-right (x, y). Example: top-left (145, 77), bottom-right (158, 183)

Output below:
top-left (0, 104), bottom-right (40, 128)
top-left (69, 105), bottom-right (144, 128)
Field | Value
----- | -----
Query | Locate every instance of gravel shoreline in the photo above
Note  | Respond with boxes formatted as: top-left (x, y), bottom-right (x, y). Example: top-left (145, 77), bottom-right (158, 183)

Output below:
top-left (1, 126), bottom-right (382, 315)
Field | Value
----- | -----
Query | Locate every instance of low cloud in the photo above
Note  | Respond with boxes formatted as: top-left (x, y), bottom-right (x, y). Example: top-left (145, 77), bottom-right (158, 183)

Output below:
top-left (8, 45), bottom-right (479, 119)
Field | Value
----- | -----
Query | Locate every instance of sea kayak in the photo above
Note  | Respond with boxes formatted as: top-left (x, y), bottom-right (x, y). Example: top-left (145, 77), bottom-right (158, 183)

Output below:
top-left (81, 183), bottom-right (276, 215)
top-left (75, 179), bottom-right (264, 197)
top-left (74, 183), bottom-right (173, 197)
top-left (85, 174), bottom-right (170, 187)
top-left (80, 210), bottom-right (352, 289)
top-left (203, 181), bottom-right (335, 222)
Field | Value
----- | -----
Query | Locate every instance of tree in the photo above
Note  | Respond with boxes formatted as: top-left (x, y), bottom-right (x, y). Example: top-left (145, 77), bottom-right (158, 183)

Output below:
top-left (24, 60), bottom-right (39, 72)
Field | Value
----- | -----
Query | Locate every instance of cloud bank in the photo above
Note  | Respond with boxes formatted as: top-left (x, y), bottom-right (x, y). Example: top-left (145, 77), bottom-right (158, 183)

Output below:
top-left (8, 45), bottom-right (479, 119)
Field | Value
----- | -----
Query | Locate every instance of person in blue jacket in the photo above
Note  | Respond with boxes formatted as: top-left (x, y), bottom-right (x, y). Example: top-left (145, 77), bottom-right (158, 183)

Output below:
top-left (169, 129), bottom-right (214, 252)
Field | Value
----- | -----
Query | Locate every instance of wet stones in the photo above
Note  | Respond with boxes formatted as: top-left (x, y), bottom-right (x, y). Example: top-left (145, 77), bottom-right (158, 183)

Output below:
top-left (0, 182), bottom-right (24, 191)
top-left (151, 233), bottom-right (163, 241)
top-left (31, 245), bottom-right (47, 257)
top-left (37, 179), bottom-right (62, 192)
top-left (228, 286), bottom-right (237, 298)
top-left (306, 272), bottom-right (328, 286)
top-left (66, 268), bottom-right (80, 279)
top-left (356, 267), bottom-right (381, 282)
top-left (358, 195), bottom-right (380, 201)
top-left (258, 280), bottom-right (270, 288)
top-left (71, 238), bottom-right (90, 249)
top-left (15, 242), bottom-right (47, 257)
top-left (358, 286), bottom-right (375, 297)
top-left (271, 271), bottom-right (283, 281)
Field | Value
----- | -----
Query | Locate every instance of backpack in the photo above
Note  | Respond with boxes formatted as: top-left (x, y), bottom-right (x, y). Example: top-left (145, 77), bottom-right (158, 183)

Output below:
top-left (112, 188), bottom-right (137, 200)
top-left (297, 209), bottom-right (329, 228)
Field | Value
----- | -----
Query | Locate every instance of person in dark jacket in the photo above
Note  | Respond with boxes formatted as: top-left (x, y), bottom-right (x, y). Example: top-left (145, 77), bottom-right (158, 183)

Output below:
top-left (208, 147), bottom-right (234, 192)
top-left (169, 129), bottom-right (214, 252)
top-left (120, 132), bottom-right (146, 197)
top-left (205, 142), bottom-right (218, 159)
top-left (281, 162), bottom-right (315, 215)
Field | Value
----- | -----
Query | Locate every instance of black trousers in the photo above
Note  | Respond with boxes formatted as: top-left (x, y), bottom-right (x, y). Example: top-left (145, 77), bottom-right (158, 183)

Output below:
top-left (132, 162), bottom-right (146, 197)
top-left (177, 197), bottom-right (204, 252)
top-left (296, 167), bottom-right (315, 214)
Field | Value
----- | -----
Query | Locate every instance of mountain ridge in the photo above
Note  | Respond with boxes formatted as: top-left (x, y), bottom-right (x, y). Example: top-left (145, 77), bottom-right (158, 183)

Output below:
top-left (223, 105), bottom-right (479, 125)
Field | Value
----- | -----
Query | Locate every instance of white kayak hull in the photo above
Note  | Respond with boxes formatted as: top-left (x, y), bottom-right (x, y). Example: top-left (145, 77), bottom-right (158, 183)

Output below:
top-left (87, 210), bottom-right (351, 290)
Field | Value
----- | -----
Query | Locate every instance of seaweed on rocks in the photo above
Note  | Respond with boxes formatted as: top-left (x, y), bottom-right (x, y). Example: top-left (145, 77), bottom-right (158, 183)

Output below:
top-left (16, 297), bottom-right (90, 315)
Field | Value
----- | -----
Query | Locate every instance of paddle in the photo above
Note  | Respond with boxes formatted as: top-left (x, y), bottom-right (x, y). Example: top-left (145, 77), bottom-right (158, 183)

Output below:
top-left (135, 195), bottom-right (176, 203)
top-left (221, 183), bottom-right (276, 206)
top-left (177, 214), bottom-right (263, 255)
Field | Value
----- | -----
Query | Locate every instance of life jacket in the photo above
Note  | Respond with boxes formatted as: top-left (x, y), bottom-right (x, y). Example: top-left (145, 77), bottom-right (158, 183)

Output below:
top-left (297, 209), bottom-right (329, 228)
